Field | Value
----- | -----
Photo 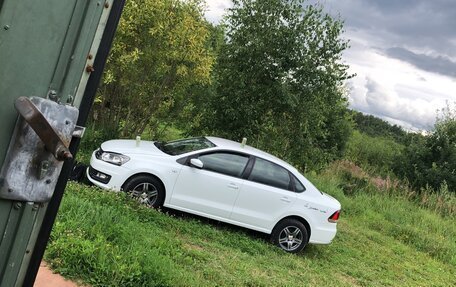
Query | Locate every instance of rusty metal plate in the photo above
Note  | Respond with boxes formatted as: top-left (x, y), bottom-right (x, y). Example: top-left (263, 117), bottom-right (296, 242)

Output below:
top-left (0, 97), bottom-right (78, 202)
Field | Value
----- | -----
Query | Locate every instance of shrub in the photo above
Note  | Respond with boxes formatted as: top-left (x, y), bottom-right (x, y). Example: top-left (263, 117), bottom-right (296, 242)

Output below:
top-left (345, 131), bottom-right (404, 176)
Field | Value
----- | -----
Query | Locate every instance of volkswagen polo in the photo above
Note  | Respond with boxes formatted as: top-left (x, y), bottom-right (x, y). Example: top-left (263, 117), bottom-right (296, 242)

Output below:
top-left (87, 136), bottom-right (341, 253)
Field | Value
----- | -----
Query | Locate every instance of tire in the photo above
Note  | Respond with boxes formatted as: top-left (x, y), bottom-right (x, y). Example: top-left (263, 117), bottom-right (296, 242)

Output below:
top-left (69, 161), bottom-right (87, 182)
top-left (122, 175), bottom-right (165, 208)
top-left (270, 219), bottom-right (308, 253)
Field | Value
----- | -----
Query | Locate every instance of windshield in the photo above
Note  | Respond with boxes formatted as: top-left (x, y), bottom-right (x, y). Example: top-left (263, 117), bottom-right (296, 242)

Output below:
top-left (156, 137), bottom-right (216, 155)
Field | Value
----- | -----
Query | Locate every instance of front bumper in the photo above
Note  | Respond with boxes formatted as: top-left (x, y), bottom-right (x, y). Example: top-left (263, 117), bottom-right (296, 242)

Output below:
top-left (87, 166), bottom-right (111, 184)
top-left (86, 150), bottom-right (131, 191)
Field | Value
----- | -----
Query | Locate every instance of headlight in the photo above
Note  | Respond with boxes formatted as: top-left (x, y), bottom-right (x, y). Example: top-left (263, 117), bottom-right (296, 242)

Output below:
top-left (100, 152), bottom-right (130, 166)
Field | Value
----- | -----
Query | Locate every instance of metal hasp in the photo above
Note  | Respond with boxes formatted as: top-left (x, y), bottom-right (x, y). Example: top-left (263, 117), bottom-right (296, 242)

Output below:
top-left (0, 97), bottom-right (78, 202)
top-left (15, 97), bottom-right (73, 161)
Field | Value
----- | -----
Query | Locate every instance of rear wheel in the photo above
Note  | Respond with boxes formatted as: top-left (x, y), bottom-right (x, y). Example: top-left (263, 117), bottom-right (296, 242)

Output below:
top-left (271, 219), bottom-right (308, 253)
top-left (122, 175), bottom-right (165, 208)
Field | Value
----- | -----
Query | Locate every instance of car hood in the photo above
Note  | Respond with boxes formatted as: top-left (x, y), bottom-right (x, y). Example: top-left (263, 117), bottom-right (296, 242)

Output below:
top-left (100, 139), bottom-right (167, 156)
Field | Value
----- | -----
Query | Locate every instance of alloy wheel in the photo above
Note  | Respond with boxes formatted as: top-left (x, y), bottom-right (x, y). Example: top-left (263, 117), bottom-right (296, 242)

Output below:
top-left (131, 182), bottom-right (158, 207)
top-left (278, 226), bottom-right (303, 252)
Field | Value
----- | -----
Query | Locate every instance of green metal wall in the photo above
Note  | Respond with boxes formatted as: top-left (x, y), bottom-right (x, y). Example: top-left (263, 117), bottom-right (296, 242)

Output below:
top-left (0, 0), bottom-right (109, 285)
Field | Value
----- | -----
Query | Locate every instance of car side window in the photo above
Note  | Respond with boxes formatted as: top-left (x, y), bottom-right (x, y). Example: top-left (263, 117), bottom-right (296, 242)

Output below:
top-left (248, 157), bottom-right (291, 190)
top-left (197, 152), bottom-right (249, 178)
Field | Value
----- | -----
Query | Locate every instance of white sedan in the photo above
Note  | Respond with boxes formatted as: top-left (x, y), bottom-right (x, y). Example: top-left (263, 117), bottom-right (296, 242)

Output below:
top-left (87, 136), bottom-right (341, 253)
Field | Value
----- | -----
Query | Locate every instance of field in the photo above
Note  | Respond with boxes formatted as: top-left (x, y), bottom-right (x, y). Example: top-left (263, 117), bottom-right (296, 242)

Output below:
top-left (44, 165), bottom-right (456, 287)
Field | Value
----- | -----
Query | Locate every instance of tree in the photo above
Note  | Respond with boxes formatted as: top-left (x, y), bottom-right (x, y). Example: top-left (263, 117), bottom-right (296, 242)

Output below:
top-left (196, 0), bottom-right (352, 170)
top-left (395, 103), bottom-right (456, 192)
top-left (91, 0), bottom-right (215, 138)
top-left (174, 23), bottom-right (226, 134)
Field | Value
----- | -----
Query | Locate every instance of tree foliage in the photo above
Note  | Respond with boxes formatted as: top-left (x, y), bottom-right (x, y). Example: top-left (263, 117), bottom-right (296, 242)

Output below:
top-left (193, 0), bottom-right (352, 169)
top-left (91, 0), bottom-right (215, 138)
top-left (345, 130), bottom-right (404, 176)
top-left (395, 103), bottom-right (456, 192)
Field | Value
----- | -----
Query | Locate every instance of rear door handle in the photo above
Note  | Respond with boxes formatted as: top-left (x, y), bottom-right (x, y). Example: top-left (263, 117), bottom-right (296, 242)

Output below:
top-left (280, 197), bottom-right (291, 203)
top-left (227, 183), bottom-right (239, 190)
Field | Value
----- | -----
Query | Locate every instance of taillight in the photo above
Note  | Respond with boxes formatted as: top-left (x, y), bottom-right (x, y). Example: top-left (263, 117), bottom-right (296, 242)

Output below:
top-left (328, 210), bottom-right (340, 223)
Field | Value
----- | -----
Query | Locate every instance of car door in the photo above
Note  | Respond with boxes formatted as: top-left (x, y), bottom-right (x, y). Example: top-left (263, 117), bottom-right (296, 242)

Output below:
top-left (170, 151), bottom-right (249, 219)
top-left (231, 157), bottom-right (297, 230)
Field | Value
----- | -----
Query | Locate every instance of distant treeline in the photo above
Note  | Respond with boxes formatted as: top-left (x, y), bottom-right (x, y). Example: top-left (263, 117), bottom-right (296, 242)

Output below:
top-left (351, 111), bottom-right (408, 143)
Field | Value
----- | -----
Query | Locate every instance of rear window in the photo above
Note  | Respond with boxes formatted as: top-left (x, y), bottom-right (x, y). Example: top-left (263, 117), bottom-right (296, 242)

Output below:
top-left (248, 157), bottom-right (291, 190)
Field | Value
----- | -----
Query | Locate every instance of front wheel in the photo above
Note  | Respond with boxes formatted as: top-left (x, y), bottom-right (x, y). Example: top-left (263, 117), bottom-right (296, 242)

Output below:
top-left (122, 175), bottom-right (165, 208)
top-left (270, 219), bottom-right (308, 253)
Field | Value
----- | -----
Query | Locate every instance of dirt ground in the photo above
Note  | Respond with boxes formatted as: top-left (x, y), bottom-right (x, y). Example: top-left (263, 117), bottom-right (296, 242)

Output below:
top-left (34, 262), bottom-right (81, 287)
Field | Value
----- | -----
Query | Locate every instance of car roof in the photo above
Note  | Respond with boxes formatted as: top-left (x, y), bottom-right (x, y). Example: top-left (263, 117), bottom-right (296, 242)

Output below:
top-left (205, 136), bottom-right (297, 173)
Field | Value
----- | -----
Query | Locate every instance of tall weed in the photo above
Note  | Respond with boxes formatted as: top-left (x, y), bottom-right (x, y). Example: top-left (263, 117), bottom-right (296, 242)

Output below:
top-left (322, 160), bottom-right (456, 218)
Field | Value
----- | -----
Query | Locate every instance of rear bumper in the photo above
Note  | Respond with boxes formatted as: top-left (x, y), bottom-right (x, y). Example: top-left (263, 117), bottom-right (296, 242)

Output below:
top-left (309, 224), bottom-right (338, 244)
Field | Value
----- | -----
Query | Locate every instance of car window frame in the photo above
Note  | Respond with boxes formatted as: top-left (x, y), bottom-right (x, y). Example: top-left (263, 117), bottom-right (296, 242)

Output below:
top-left (178, 150), bottom-right (254, 179)
top-left (177, 150), bottom-right (306, 193)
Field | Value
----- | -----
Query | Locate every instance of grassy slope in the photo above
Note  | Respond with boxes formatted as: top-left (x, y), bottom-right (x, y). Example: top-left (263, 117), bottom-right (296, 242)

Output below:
top-left (45, 177), bottom-right (456, 287)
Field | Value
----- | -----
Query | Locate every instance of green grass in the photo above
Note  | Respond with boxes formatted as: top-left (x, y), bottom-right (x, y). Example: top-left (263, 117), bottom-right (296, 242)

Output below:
top-left (45, 176), bottom-right (456, 286)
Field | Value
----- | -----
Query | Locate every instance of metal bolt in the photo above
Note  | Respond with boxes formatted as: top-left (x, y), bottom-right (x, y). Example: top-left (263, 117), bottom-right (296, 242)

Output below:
top-left (26, 250), bottom-right (30, 254)
top-left (3, 25), bottom-right (10, 30)
top-left (14, 202), bottom-right (22, 209)
top-left (39, 161), bottom-right (50, 179)
top-left (104, 1), bottom-right (109, 8)
top-left (87, 54), bottom-right (93, 60)
top-left (63, 151), bottom-right (73, 160)
top-left (8, 188), bottom-right (13, 193)
top-left (45, 179), bottom-right (52, 184)
top-left (48, 90), bottom-right (58, 101)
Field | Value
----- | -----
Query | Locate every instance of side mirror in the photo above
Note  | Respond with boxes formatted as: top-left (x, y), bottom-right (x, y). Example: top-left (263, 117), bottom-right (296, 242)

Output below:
top-left (190, 158), bottom-right (204, 169)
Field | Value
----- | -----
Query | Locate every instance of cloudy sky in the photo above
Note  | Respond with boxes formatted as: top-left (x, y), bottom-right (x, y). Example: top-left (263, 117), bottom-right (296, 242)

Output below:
top-left (205, 0), bottom-right (456, 131)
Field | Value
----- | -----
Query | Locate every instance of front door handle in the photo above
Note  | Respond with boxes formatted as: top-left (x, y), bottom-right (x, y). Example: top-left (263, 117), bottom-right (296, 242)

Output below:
top-left (280, 197), bottom-right (291, 203)
top-left (227, 183), bottom-right (239, 190)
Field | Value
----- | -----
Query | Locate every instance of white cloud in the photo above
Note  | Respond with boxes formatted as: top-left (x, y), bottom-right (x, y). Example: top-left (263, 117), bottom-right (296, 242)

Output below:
top-left (345, 35), bottom-right (456, 130)
top-left (204, 0), bottom-right (233, 24)
top-left (315, 0), bottom-right (456, 130)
